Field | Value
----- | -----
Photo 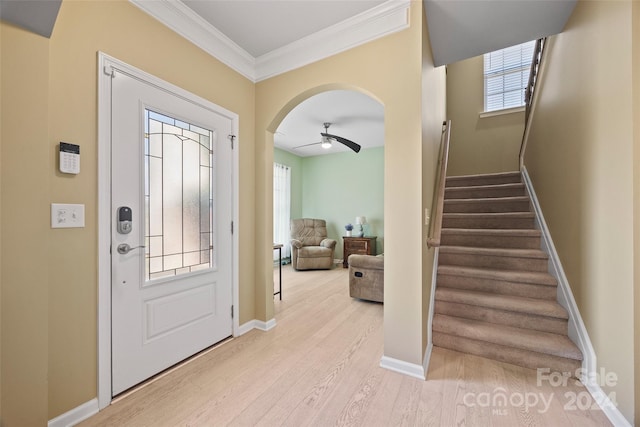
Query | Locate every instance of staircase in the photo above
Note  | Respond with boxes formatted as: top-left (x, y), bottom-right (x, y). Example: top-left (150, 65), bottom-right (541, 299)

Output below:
top-left (432, 171), bottom-right (582, 374)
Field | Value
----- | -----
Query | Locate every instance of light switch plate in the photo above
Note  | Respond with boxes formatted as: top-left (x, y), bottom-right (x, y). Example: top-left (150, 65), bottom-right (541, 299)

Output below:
top-left (51, 203), bottom-right (85, 228)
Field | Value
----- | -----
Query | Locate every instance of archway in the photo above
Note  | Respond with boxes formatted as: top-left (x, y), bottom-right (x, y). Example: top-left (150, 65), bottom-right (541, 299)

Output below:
top-left (265, 84), bottom-right (385, 318)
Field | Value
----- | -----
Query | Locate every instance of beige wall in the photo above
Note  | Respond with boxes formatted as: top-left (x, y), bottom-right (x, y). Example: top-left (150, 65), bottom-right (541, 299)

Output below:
top-left (1, 22), bottom-right (51, 427)
top-left (633, 0), bottom-right (640, 421)
top-left (421, 12), bottom-right (447, 353)
top-left (0, 0), bottom-right (448, 422)
top-left (0, 19), bottom-right (3, 423)
top-left (523, 1), bottom-right (634, 422)
top-left (256, 1), bottom-right (446, 365)
top-left (446, 55), bottom-right (525, 176)
top-left (1, 0), bottom-right (256, 422)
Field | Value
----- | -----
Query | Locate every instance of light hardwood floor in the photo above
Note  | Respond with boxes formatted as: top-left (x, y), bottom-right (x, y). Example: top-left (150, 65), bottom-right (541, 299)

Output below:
top-left (80, 265), bottom-right (612, 426)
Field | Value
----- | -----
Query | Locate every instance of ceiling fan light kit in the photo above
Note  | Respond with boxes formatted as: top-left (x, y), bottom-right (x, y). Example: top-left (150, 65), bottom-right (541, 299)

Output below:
top-left (293, 122), bottom-right (361, 153)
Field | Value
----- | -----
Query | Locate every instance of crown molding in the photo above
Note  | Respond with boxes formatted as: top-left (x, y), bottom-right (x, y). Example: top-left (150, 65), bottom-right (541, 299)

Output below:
top-left (254, 0), bottom-right (410, 81)
top-left (130, 0), bottom-right (257, 81)
top-left (130, 0), bottom-right (410, 83)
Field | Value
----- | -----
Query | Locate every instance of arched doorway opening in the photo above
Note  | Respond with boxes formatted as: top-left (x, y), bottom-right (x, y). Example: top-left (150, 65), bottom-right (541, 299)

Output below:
top-left (267, 85), bottom-right (384, 310)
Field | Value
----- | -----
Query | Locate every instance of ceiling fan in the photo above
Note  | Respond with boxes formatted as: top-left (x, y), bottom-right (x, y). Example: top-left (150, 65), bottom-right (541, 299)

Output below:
top-left (293, 122), bottom-right (361, 153)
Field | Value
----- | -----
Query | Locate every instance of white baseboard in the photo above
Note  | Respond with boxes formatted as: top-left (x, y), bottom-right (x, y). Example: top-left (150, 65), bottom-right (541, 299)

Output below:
top-left (521, 167), bottom-right (630, 427)
top-left (48, 398), bottom-right (98, 427)
top-left (237, 318), bottom-right (277, 335)
top-left (255, 318), bottom-right (277, 331)
top-left (380, 355), bottom-right (425, 380)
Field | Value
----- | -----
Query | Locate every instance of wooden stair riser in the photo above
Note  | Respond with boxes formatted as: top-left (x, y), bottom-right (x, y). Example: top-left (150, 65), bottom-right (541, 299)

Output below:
top-left (434, 301), bottom-right (568, 335)
top-left (445, 172), bottom-right (522, 188)
top-left (437, 273), bottom-right (558, 300)
top-left (438, 252), bottom-right (548, 272)
top-left (441, 232), bottom-right (541, 249)
top-left (445, 185), bottom-right (526, 200)
top-left (442, 214), bottom-right (536, 229)
top-left (444, 199), bottom-right (531, 213)
top-left (433, 332), bottom-right (581, 374)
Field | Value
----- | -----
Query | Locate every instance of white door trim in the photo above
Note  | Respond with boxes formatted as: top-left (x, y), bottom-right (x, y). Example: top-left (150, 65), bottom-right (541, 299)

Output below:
top-left (97, 52), bottom-right (240, 409)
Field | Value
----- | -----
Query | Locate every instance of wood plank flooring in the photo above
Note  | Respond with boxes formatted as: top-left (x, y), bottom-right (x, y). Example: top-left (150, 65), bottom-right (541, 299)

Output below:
top-left (80, 265), bottom-right (612, 426)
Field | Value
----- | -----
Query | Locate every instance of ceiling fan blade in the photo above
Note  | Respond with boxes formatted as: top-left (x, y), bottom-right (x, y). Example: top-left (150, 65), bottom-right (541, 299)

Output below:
top-left (293, 141), bottom-right (322, 150)
top-left (321, 133), bottom-right (361, 153)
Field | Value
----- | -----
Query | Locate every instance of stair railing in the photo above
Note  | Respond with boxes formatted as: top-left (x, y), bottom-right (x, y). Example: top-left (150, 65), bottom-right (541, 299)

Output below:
top-left (519, 37), bottom-right (547, 168)
top-left (427, 120), bottom-right (451, 248)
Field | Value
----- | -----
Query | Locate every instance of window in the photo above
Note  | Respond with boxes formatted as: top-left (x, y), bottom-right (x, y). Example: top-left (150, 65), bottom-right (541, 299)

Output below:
top-left (484, 40), bottom-right (535, 112)
top-left (273, 163), bottom-right (291, 262)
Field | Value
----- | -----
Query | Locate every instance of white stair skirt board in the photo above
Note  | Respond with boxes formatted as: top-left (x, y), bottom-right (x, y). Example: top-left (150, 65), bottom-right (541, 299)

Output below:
top-left (380, 356), bottom-right (426, 380)
top-left (521, 167), bottom-right (631, 427)
top-left (422, 342), bottom-right (434, 379)
top-left (48, 398), bottom-right (98, 427)
top-left (424, 248), bottom-right (439, 379)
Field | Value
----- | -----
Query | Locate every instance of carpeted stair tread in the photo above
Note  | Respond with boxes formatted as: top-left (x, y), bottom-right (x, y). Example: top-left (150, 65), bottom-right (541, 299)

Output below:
top-left (441, 228), bottom-right (541, 237)
top-left (444, 212), bottom-right (535, 219)
top-left (432, 314), bottom-right (582, 360)
top-left (444, 196), bottom-right (531, 213)
top-left (432, 333), bottom-right (582, 373)
top-left (441, 228), bottom-right (542, 249)
top-left (445, 183), bottom-right (526, 199)
top-left (435, 300), bottom-right (568, 334)
top-left (435, 288), bottom-right (568, 319)
top-left (442, 212), bottom-right (536, 229)
top-left (439, 245), bottom-right (548, 259)
top-left (437, 265), bottom-right (557, 287)
top-left (439, 246), bottom-right (549, 272)
top-left (446, 171), bottom-right (522, 187)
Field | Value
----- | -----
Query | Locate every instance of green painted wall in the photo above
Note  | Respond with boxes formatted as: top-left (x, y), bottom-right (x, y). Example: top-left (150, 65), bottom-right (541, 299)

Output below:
top-left (274, 148), bottom-right (303, 221)
top-left (301, 147), bottom-right (384, 259)
top-left (274, 147), bottom-right (384, 260)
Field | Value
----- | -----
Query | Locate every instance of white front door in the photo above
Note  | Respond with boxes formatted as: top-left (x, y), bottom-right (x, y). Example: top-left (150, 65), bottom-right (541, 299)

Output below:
top-left (110, 70), bottom-right (233, 395)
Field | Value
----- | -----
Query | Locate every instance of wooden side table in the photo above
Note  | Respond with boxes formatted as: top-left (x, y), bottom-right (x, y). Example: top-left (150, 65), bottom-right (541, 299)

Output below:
top-left (343, 236), bottom-right (377, 268)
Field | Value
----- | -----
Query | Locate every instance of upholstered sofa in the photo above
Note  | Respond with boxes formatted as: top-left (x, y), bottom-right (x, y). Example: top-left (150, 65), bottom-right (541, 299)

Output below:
top-left (290, 218), bottom-right (337, 270)
top-left (348, 254), bottom-right (384, 302)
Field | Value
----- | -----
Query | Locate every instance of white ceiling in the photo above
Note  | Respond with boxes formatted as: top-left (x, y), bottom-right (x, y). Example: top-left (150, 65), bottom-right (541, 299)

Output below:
top-left (0, 0), bottom-right (61, 38)
top-left (424, 0), bottom-right (577, 66)
top-left (182, 0), bottom-right (386, 58)
top-left (274, 90), bottom-right (384, 157)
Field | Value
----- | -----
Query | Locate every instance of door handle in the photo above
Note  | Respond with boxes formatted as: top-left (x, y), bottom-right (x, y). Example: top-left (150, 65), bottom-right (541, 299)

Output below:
top-left (117, 243), bottom-right (145, 255)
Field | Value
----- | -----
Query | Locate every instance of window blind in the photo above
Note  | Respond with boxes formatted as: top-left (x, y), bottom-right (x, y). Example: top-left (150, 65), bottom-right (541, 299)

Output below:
top-left (484, 40), bottom-right (535, 112)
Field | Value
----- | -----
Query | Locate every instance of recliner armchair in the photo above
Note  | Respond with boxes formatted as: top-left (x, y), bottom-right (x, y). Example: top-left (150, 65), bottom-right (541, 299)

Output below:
top-left (290, 218), bottom-right (336, 270)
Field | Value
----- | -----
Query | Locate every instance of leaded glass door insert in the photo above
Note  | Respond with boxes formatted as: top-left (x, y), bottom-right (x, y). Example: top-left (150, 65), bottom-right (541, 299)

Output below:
top-left (145, 109), bottom-right (216, 282)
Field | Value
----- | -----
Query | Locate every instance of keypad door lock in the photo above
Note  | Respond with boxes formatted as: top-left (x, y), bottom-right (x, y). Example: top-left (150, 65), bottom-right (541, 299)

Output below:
top-left (117, 206), bottom-right (132, 234)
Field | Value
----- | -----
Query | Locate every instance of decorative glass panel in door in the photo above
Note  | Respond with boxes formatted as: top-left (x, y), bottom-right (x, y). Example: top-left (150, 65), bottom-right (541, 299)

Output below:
top-left (144, 109), bottom-right (216, 282)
